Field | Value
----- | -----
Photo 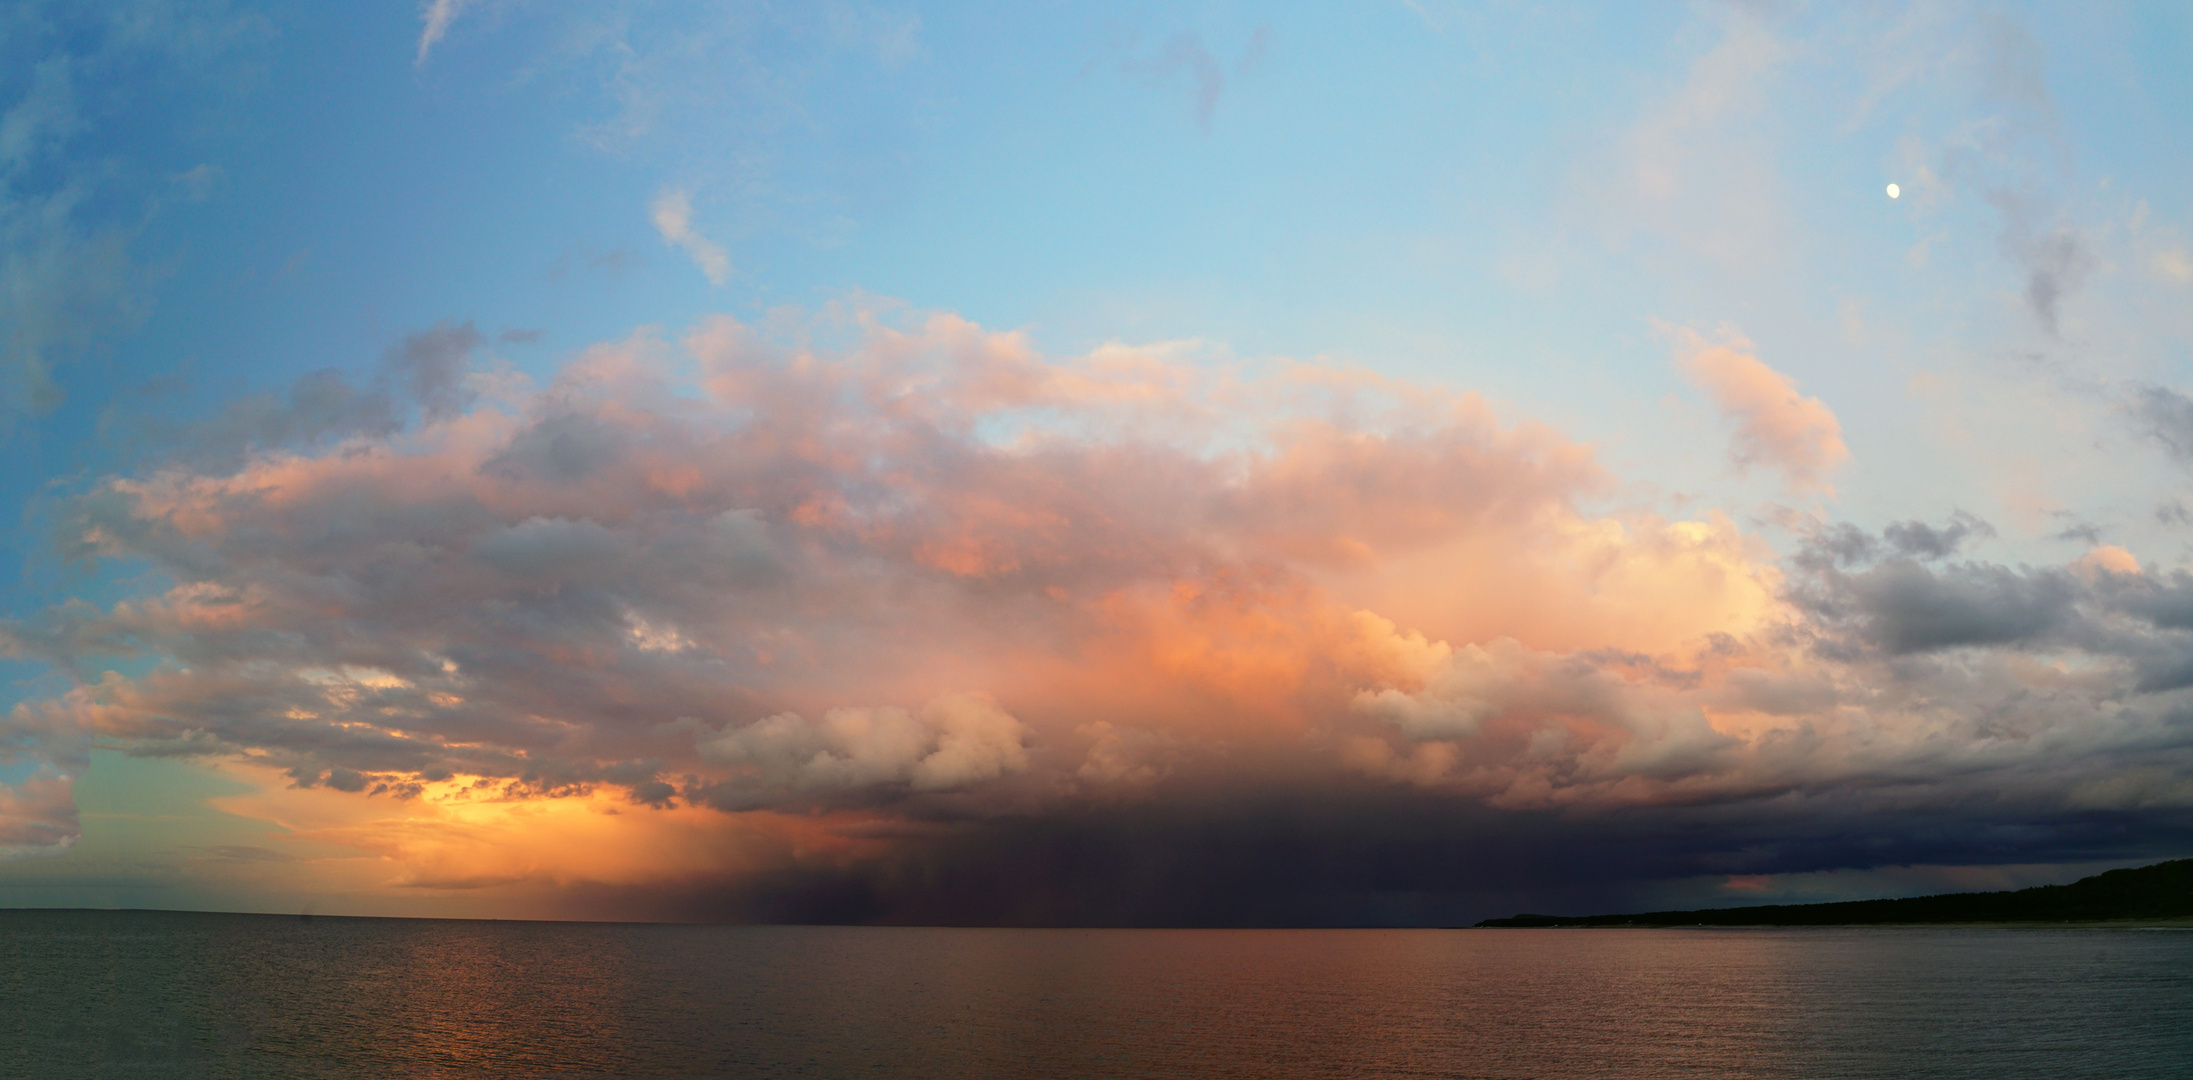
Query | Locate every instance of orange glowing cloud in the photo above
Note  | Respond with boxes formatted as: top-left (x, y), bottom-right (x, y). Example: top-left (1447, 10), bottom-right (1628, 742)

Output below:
top-left (195, 757), bottom-right (883, 915)
top-left (10, 302), bottom-right (2191, 908)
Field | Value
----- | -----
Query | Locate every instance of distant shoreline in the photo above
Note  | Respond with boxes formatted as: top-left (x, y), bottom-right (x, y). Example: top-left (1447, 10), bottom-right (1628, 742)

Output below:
top-left (1467, 918), bottom-right (2193, 930)
top-left (6, 908), bottom-right (2191, 931)
top-left (6, 861), bottom-right (2191, 931)
top-left (1476, 858), bottom-right (2193, 928)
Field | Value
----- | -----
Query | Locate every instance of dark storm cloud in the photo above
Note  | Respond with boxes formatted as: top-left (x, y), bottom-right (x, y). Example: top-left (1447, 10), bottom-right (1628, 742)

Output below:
top-left (10, 310), bottom-right (2193, 917)
top-left (551, 788), bottom-right (2193, 926)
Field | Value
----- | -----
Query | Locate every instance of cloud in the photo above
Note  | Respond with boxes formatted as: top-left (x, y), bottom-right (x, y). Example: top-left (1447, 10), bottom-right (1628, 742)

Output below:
top-left (1107, 27), bottom-right (1267, 134)
top-left (7, 304), bottom-right (2193, 920)
top-left (460, 3), bottom-right (933, 269)
top-left (1868, 8), bottom-right (2094, 341)
top-left (1238, 26), bottom-right (1271, 77)
top-left (0, 2), bottom-right (269, 420)
top-left (0, 305), bottom-right (1695, 845)
top-left (385, 320), bottom-right (483, 421)
top-left (192, 844), bottom-right (297, 863)
top-left (1576, 5), bottom-right (1787, 268)
top-left (1882, 512), bottom-right (1994, 560)
top-left (697, 693), bottom-right (1030, 803)
top-left (0, 769), bottom-right (77, 860)
top-left (142, 319), bottom-right (484, 469)
top-left (2132, 385), bottom-right (2193, 466)
top-left (2, 56), bottom-right (133, 417)
top-left (2153, 248), bottom-right (2193, 284)
top-left (1811, 559), bottom-right (2082, 655)
top-left (416, 0), bottom-right (475, 67)
top-left (1670, 324), bottom-right (1850, 492)
top-left (651, 189), bottom-right (730, 285)
top-left (1957, 12), bottom-right (2092, 338)
top-left (548, 245), bottom-right (643, 282)
top-left (1991, 191), bottom-right (2094, 337)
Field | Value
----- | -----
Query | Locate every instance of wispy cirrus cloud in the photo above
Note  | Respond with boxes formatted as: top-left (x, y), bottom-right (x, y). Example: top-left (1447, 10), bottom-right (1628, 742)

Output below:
top-left (415, 0), bottom-right (475, 67)
top-left (650, 188), bottom-right (730, 285)
top-left (419, 1), bottom-right (927, 265)
top-left (1102, 26), bottom-right (1269, 135)
top-left (0, 1), bottom-right (266, 421)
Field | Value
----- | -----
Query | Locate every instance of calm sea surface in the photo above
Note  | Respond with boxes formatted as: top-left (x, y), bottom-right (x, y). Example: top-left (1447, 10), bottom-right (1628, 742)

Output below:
top-left (2, 912), bottom-right (2189, 1079)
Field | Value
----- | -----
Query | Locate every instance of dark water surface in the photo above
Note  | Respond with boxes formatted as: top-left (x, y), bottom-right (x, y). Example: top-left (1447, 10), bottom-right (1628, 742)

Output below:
top-left (3, 911), bottom-right (2188, 1078)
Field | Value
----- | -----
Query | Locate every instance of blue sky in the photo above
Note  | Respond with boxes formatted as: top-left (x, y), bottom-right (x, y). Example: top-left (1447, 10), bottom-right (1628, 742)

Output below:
top-left (13, 2), bottom-right (2192, 555)
top-left (5, 1), bottom-right (2193, 922)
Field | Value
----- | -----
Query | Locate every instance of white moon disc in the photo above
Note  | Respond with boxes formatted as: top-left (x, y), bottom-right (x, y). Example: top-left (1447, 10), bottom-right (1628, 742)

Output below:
top-left (1886, 183), bottom-right (1901, 199)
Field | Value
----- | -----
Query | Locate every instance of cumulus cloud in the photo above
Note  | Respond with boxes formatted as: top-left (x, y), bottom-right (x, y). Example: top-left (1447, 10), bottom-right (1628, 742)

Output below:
top-left (1353, 638), bottom-right (1524, 740)
top-left (651, 189), bottom-right (731, 285)
top-left (5, 305), bottom-right (2192, 919)
top-left (1074, 720), bottom-right (1180, 787)
top-left (1812, 559), bottom-right (2081, 654)
top-left (0, 769), bottom-right (77, 859)
top-left (1671, 324), bottom-right (1850, 492)
top-left (1328, 514), bottom-right (2193, 832)
top-left (0, 304), bottom-right (1703, 848)
top-left (699, 694), bottom-right (1029, 802)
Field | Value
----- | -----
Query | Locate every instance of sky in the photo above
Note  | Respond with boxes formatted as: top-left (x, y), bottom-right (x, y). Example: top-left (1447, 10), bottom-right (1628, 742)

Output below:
top-left (2, 0), bottom-right (2193, 925)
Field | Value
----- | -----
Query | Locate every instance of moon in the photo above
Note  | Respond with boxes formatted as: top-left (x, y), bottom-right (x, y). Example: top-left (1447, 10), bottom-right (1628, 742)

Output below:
top-left (1886, 182), bottom-right (1901, 199)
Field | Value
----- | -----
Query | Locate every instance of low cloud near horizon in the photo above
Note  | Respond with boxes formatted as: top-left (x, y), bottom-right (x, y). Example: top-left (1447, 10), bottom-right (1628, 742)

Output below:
top-left (5, 304), bottom-right (2193, 922)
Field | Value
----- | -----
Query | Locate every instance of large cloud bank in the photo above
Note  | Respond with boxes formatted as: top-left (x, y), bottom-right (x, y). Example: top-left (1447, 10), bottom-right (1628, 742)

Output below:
top-left (5, 307), bottom-right (2192, 921)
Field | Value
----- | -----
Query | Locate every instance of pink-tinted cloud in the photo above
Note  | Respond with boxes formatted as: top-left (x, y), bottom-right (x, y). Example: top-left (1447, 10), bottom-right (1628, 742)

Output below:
top-left (0, 769), bottom-right (76, 859)
top-left (1671, 324), bottom-right (1851, 492)
top-left (5, 305), bottom-right (2192, 917)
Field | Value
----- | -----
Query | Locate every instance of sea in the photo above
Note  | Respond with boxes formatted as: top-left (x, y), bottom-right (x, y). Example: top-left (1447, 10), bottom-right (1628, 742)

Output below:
top-left (3, 911), bottom-right (2189, 1078)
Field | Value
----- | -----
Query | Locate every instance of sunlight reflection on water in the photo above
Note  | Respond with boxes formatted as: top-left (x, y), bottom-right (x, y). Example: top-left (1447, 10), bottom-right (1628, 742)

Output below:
top-left (3, 913), bottom-right (2189, 1078)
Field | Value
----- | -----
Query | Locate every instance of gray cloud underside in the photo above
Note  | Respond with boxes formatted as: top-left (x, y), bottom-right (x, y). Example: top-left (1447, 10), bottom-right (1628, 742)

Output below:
top-left (545, 791), bottom-right (2193, 926)
top-left (4, 312), bottom-right (2193, 907)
